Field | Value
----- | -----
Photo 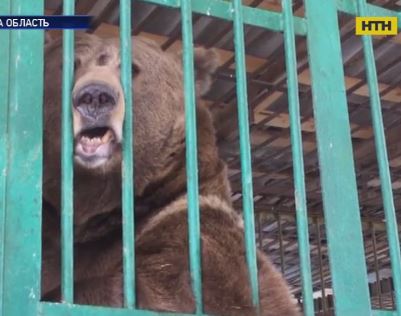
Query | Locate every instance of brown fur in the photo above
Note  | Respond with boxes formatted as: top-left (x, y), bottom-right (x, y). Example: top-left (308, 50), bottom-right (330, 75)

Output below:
top-left (42, 33), bottom-right (300, 315)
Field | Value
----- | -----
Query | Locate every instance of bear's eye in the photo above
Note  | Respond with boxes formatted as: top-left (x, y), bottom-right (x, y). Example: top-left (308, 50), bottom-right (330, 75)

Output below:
top-left (74, 58), bottom-right (81, 70)
top-left (118, 63), bottom-right (140, 76)
top-left (97, 53), bottom-right (109, 66)
top-left (132, 63), bottom-right (140, 76)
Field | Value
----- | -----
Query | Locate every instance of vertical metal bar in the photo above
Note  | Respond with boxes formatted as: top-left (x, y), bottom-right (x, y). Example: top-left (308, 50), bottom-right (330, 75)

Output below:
top-left (315, 218), bottom-right (327, 314)
top-left (0, 0), bottom-right (11, 313)
top-left (231, 0), bottom-right (259, 308)
top-left (2, 0), bottom-right (44, 315)
top-left (61, 0), bottom-right (75, 303)
top-left (119, 0), bottom-right (136, 308)
top-left (304, 0), bottom-right (372, 314)
top-left (281, 0), bottom-right (314, 313)
top-left (181, 0), bottom-right (203, 313)
top-left (356, 1), bottom-right (401, 314)
top-left (371, 223), bottom-right (383, 309)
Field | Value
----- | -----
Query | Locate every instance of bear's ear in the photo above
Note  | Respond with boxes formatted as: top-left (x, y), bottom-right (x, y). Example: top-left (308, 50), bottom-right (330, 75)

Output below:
top-left (178, 47), bottom-right (219, 97)
top-left (44, 32), bottom-right (56, 50)
top-left (193, 47), bottom-right (219, 97)
top-left (44, 32), bottom-right (62, 54)
top-left (45, 32), bottom-right (52, 45)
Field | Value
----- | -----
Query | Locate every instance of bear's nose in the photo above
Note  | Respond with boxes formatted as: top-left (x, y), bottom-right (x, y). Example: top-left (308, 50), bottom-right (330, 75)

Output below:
top-left (73, 83), bottom-right (117, 120)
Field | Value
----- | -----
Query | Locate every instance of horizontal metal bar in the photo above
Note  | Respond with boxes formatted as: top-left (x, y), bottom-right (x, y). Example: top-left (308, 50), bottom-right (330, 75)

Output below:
top-left (141, 0), bottom-right (307, 35)
top-left (39, 302), bottom-right (210, 316)
top-left (336, 0), bottom-right (401, 29)
top-left (38, 294), bottom-right (398, 316)
top-left (373, 311), bottom-right (397, 316)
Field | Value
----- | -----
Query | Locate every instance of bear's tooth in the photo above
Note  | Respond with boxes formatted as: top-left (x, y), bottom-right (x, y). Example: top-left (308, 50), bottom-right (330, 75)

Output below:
top-left (102, 130), bottom-right (112, 143)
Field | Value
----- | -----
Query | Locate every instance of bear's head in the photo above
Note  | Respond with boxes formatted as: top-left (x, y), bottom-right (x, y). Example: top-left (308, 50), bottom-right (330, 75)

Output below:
top-left (44, 33), bottom-right (226, 229)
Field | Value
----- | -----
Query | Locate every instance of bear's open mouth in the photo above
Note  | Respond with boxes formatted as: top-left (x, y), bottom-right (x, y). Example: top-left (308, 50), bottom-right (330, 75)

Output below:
top-left (75, 126), bottom-right (117, 166)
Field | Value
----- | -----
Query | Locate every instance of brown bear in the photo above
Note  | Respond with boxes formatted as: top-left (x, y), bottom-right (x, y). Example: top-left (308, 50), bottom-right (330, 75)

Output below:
top-left (41, 33), bottom-right (300, 316)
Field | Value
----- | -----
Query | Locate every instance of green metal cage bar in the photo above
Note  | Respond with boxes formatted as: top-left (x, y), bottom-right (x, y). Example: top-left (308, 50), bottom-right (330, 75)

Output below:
top-left (181, 0), bottom-right (203, 313)
top-left (304, 0), bottom-right (372, 314)
top-left (355, 1), bottom-right (401, 314)
top-left (0, 0), bottom-right (11, 314)
top-left (61, 0), bottom-right (75, 303)
top-left (1, 1), bottom-right (44, 316)
top-left (36, 303), bottom-right (400, 316)
top-left (281, 0), bottom-right (314, 315)
top-left (145, 0), bottom-right (401, 34)
top-left (232, 0), bottom-right (259, 308)
top-left (39, 301), bottom-right (210, 316)
top-left (119, 0), bottom-right (136, 309)
top-left (374, 311), bottom-right (398, 316)
top-left (337, 0), bottom-right (401, 28)
top-left (145, 0), bottom-right (307, 36)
